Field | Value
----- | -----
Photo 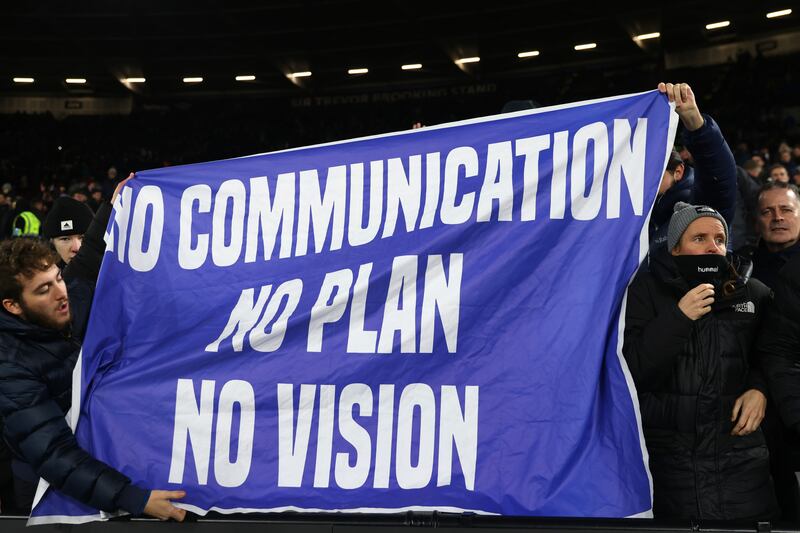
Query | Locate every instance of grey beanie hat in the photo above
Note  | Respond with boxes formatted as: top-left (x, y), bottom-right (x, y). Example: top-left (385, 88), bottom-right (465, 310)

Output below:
top-left (667, 202), bottom-right (728, 251)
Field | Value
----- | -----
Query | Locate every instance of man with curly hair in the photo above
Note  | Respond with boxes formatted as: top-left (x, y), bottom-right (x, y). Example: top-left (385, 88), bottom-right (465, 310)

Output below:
top-left (0, 176), bottom-right (186, 520)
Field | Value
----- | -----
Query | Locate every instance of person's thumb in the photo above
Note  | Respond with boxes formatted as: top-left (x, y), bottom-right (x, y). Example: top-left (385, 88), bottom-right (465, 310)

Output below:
top-left (170, 506), bottom-right (187, 522)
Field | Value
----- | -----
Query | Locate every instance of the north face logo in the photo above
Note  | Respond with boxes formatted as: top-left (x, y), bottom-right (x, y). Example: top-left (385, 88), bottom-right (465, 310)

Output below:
top-left (60, 220), bottom-right (73, 231)
top-left (732, 301), bottom-right (755, 313)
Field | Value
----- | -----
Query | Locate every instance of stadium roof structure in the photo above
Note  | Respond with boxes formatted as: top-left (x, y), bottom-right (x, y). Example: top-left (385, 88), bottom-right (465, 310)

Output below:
top-left (1, 0), bottom-right (798, 97)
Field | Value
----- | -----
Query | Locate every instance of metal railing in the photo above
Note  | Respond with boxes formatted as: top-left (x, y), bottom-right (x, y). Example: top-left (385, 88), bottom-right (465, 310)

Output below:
top-left (1, 512), bottom-right (799, 532)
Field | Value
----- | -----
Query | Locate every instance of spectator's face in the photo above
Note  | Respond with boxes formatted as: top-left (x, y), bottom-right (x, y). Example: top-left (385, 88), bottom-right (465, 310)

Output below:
top-left (672, 217), bottom-right (727, 256)
top-left (745, 161), bottom-right (763, 178)
top-left (758, 189), bottom-right (800, 250)
top-left (780, 151), bottom-right (792, 164)
top-left (659, 163), bottom-right (684, 195)
top-left (52, 234), bottom-right (83, 264)
top-left (771, 167), bottom-right (790, 183)
top-left (72, 192), bottom-right (88, 203)
top-left (3, 265), bottom-right (71, 330)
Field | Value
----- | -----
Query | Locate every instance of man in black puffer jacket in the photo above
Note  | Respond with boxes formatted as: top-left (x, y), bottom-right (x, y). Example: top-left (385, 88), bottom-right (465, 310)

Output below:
top-left (0, 176), bottom-right (186, 520)
top-left (759, 252), bottom-right (800, 435)
top-left (624, 202), bottom-right (777, 520)
top-left (758, 253), bottom-right (800, 521)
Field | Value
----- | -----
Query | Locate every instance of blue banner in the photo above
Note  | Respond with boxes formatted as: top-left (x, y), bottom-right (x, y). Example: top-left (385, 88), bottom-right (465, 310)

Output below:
top-left (31, 90), bottom-right (677, 524)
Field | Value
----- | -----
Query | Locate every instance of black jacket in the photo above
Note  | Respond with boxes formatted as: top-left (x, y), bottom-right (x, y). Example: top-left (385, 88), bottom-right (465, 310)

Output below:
top-left (752, 240), bottom-right (800, 292)
top-left (730, 167), bottom-right (763, 254)
top-left (759, 254), bottom-right (800, 435)
top-left (624, 249), bottom-right (776, 520)
top-left (0, 202), bottom-right (149, 515)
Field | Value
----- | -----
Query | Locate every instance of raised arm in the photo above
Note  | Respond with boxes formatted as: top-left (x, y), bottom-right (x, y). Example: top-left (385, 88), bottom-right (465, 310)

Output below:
top-left (658, 82), bottom-right (737, 225)
top-left (63, 173), bottom-right (134, 285)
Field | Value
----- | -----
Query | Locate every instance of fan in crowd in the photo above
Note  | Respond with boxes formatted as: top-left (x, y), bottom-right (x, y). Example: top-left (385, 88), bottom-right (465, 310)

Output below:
top-left (0, 176), bottom-right (187, 520)
top-left (41, 197), bottom-right (95, 267)
top-left (624, 201), bottom-right (777, 520)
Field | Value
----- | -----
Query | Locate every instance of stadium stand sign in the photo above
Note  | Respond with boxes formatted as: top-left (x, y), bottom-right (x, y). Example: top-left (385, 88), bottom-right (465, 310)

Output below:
top-left (290, 83), bottom-right (497, 107)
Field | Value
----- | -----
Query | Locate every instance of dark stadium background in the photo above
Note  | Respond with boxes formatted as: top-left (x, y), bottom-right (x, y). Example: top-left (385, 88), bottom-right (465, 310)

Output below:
top-left (1, 1), bottom-right (799, 531)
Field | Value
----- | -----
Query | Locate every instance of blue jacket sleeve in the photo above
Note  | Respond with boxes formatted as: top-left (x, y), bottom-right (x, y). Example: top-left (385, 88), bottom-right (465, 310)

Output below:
top-left (0, 361), bottom-right (149, 515)
top-left (683, 114), bottom-right (737, 225)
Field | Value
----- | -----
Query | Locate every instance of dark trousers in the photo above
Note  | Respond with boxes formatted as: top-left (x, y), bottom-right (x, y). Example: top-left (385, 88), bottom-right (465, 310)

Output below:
top-left (9, 475), bottom-right (36, 515)
top-left (4, 459), bottom-right (37, 515)
top-left (763, 407), bottom-right (800, 524)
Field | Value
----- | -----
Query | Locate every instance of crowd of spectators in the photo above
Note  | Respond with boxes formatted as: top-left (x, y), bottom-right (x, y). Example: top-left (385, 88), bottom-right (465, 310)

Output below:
top-left (0, 52), bottom-right (797, 239)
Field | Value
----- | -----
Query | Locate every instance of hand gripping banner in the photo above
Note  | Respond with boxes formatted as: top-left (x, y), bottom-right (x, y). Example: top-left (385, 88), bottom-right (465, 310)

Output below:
top-left (31, 90), bottom-right (678, 523)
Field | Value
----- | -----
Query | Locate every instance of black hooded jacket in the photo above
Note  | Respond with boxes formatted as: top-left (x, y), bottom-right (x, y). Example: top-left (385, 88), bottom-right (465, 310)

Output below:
top-left (623, 249), bottom-right (776, 520)
top-left (0, 202), bottom-right (149, 515)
